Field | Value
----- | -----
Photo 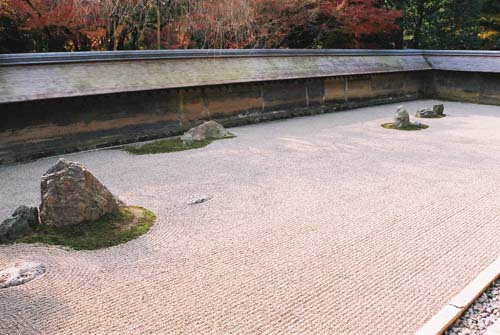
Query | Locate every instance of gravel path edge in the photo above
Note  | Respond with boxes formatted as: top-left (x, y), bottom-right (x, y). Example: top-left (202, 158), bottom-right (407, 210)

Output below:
top-left (417, 257), bottom-right (500, 335)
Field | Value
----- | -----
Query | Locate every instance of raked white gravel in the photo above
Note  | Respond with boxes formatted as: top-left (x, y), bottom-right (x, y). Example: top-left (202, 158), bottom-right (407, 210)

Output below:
top-left (1, 100), bottom-right (500, 334)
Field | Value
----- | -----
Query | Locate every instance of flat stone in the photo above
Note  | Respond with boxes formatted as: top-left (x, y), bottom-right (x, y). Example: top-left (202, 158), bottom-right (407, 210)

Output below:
top-left (187, 195), bottom-right (214, 205)
top-left (416, 108), bottom-right (435, 118)
top-left (0, 262), bottom-right (45, 289)
top-left (184, 121), bottom-right (229, 141)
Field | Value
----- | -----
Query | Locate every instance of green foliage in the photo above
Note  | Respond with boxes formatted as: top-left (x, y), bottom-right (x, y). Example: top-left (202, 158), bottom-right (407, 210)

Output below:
top-left (482, 0), bottom-right (500, 15)
top-left (401, 0), bottom-right (482, 49)
top-left (0, 16), bottom-right (33, 53)
top-left (480, 0), bottom-right (500, 49)
top-left (15, 207), bottom-right (156, 250)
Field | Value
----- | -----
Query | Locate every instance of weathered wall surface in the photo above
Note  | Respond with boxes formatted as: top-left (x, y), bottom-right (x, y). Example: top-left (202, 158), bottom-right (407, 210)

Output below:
top-left (430, 71), bottom-right (500, 105)
top-left (0, 72), bottom-right (426, 164)
top-left (0, 50), bottom-right (433, 104)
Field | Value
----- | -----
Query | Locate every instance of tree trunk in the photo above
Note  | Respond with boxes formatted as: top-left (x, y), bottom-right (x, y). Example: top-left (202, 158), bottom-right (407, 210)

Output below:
top-left (131, 27), bottom-right (139, 50)
top-left (157, 1), bottom-right (161, 49)
top-left (413, 0), bottom-right (425, 48)
top-left (108, 19), bottom-right (115, 51)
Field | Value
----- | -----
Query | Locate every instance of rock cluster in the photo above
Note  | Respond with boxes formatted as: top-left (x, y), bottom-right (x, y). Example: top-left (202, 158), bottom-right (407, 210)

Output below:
top-left (416, 104), bottom-right (445, 118)
top-left (182, 121), bottom-right (230, 146)
top-left (40, 159), bottom-right (120, 227)
top-left (0, 261), bottom-right (46, 289)
top-left (0, 206), bottom-right (39, 242)
top-left (0, 158), bottom-right (122, 242)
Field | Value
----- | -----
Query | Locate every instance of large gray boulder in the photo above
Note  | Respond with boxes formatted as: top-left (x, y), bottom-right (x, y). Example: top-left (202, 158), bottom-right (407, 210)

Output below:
top-left (184, 121), bottom-right (229, 142)
top-left (0, 206), bottom-right (39, 242)
top-left (39, 159), bottom-right (120, 227)
top-left (394, 106), bottom-right (410, 129)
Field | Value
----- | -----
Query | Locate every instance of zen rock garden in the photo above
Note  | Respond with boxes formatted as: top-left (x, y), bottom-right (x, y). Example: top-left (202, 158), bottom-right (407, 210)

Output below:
top-left (0, 158), bottom-right (157, 288)
top-left (1, 158), bottom-right (122, 240)
top-left (2, 100), bottom-right (500, 335)
top-left (0, 121), bottom-right (232, 288)
top-left (382, 103), bottom-right (446, 130)
top-left (126, 120), bottom-right (234, 155)
top-left (1, 120), bottom-right (230, 248)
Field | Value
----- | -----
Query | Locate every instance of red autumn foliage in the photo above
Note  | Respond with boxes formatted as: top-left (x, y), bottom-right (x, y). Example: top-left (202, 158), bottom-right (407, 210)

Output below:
top-left (9, 0), bottom-right (81, 30)
top-left (1, 0), bottom-right (403, 52)
top-left (320, 0), bottom-right (402, 39)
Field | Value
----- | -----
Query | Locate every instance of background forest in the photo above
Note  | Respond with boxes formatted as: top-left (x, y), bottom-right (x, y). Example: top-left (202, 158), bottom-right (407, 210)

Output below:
top-left (1, 0), bottom-right (499, 53)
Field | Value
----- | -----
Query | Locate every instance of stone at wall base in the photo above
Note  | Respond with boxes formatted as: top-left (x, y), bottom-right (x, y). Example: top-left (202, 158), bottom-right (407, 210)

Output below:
top-left (184, 121), bottom-right (230, 141)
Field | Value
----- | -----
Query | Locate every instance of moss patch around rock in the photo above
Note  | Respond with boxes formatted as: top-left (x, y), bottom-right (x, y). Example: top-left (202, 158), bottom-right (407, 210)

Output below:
top-left (124, 135), bottom-right (235, 155)
top-left (416, 114), bottom-right (447, 119)
top-left (11, 206), bottom-right (156, 250)
top-left (381, 123), bottom-right (429, 131)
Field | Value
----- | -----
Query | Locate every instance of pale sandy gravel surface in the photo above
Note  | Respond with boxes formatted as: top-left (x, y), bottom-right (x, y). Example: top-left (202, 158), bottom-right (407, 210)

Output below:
top-left (1, 100), bottom-right (500, 335)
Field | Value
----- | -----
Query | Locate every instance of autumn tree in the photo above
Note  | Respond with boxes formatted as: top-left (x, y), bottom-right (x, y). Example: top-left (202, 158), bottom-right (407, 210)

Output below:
top-left (0, 0), bottom-right (34, 52)
top-left (390, 0), bottom-right (482, 49)
top-left (480, 0), bottom-right (500, 49)
top-left (3, 0), bottom-right (495, 52)
top-left (5, 0), bottom-right (85, 51)
top-left (249, 0), bottom-right (401, 49)
top-left (319, 0), bottom-right (402, 48)
top-left (176, 0), bottom-right (256, 48)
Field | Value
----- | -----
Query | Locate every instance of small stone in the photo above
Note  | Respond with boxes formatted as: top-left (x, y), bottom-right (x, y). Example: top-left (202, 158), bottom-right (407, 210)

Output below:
top-left (183, 121), bottom-right (229, 141)
top-left (0, 261), bottom-right (45, 289)
top-left (394, 105), bottom-right (410, 129)
top-left (187, 195), bottom-right (214, 205)
top-left (0, 206), bottom-right (39, 242)
top-left (39, 159), bottom-right (121, 227)
top-left (433, 104), bottom-right (445, 115)
top-left (181, 133), bottom-right (194, 147)
top-left (416, 108), bottom-right (434, 118)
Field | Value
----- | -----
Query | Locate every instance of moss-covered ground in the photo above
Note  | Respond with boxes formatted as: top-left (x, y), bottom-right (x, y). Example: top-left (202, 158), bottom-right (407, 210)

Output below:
top-left (11, 206), bottom-right (156, 250)
top-left (416, 114), bottom-right (446, 119)
top-left (124, 135), bottom-right (235, 155)
top-left (381, 123), bottom-right (429, 131)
